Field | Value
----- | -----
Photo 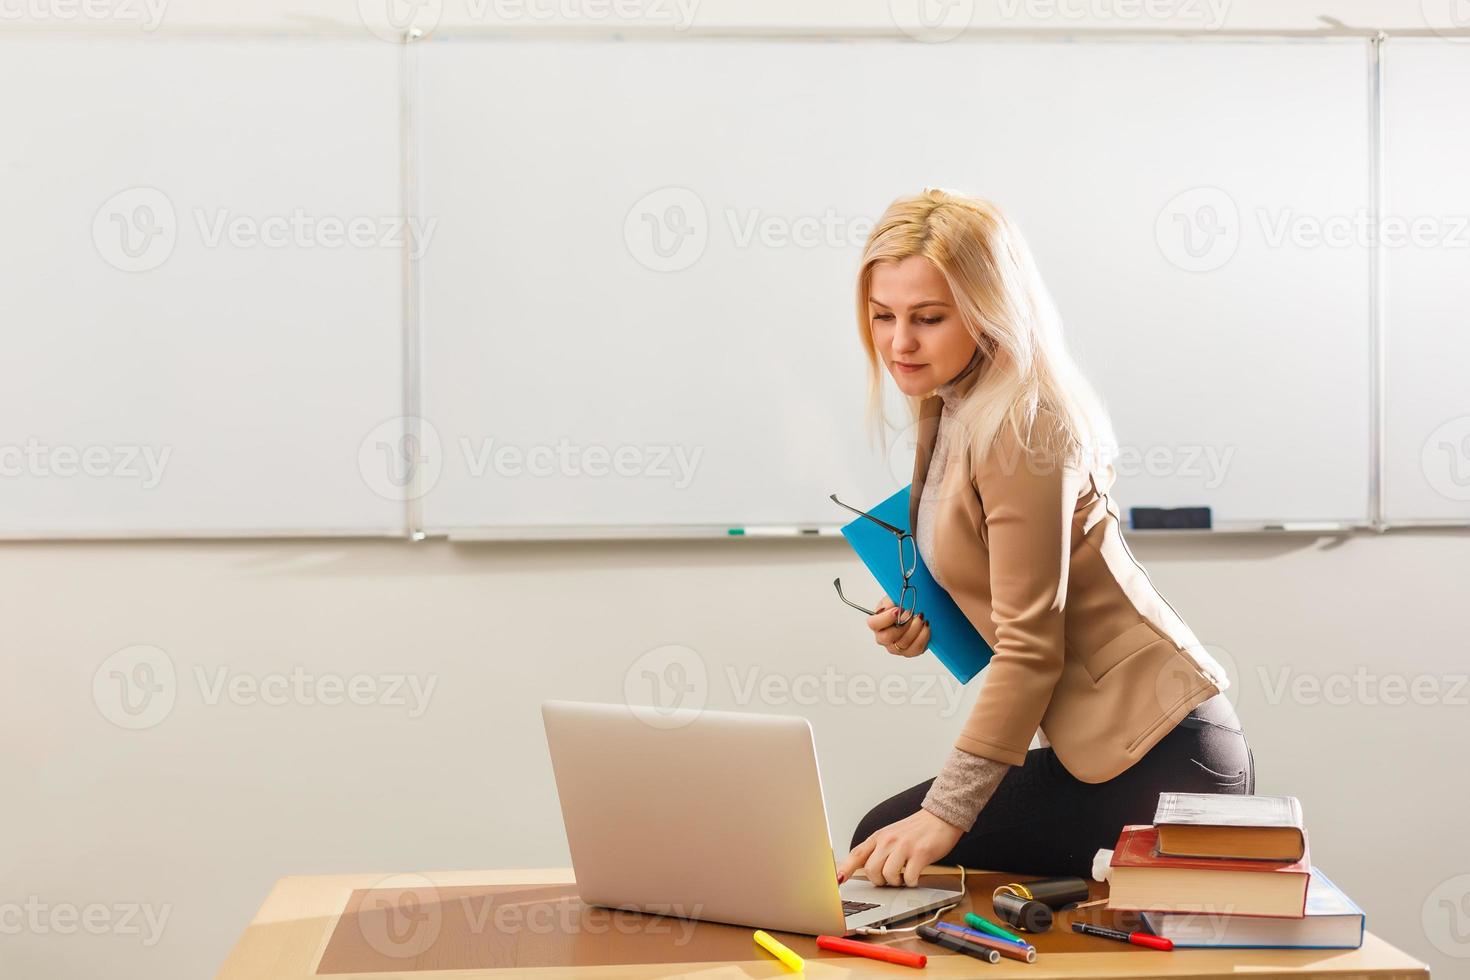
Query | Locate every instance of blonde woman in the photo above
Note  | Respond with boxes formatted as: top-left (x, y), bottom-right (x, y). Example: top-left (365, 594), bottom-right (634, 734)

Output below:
top-left (835, 190), bottom-right (1252, 886)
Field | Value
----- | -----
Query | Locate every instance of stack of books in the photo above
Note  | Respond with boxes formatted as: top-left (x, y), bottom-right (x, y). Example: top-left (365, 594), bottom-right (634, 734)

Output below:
top-left (1105, 793), bottom-right (1365, 950)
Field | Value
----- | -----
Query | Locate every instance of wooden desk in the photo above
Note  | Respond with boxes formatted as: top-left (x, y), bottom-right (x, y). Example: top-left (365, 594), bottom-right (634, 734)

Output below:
top-left (217, 867), bottom-right (1429, 979)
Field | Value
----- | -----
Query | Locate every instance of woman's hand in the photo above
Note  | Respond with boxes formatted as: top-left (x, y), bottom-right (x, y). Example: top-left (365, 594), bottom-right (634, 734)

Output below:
top-left (866, 597), bottom-right (929, 658)
top-left (837, 809), bottom-right (963, 887)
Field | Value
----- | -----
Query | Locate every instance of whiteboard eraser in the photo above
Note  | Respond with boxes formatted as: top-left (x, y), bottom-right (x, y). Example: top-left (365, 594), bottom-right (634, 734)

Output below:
top-left (1130, 506), bottom-right (1211, 530)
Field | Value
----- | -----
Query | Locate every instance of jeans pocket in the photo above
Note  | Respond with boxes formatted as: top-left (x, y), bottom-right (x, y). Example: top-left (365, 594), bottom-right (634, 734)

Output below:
top-left (1190, 757), bottom-right (1246, 780)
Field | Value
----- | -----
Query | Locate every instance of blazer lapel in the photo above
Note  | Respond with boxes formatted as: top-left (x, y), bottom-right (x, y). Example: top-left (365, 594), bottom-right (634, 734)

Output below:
top-left (908, 395), bottom-right (944, 532)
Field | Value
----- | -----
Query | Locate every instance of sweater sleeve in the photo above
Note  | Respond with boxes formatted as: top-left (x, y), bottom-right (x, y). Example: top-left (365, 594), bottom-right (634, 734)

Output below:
top-left (954, 412), bottom-right (1088, 765)
top-left (921, 747), bottom-right (1010, 832)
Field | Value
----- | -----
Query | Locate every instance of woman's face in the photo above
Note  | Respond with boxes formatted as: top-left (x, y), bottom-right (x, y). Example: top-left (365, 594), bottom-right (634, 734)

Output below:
top-left (868, 256), bottom-right (978, 397)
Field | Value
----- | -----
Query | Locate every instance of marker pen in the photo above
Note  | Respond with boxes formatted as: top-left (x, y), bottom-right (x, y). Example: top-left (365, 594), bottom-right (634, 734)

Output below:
top-left (1071, 922), bottom-right (1174, 951)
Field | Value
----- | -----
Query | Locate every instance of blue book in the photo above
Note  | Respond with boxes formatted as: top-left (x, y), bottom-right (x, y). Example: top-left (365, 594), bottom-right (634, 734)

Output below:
top-left (837, 485), bottom-right (993, 684)
top-left (1141, 868), bottom-right (1365, 949)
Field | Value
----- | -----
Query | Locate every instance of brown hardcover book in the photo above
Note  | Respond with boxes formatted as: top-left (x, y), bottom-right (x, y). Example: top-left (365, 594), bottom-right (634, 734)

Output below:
top-left (1154, 793), bottom-right (1307, 861)
top-left (1107, 825), bottom-right (1311, 918)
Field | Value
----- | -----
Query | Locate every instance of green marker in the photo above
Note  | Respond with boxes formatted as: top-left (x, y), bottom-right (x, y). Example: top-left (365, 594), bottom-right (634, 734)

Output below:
top-left (965, 911), bottom-right (1028, 946)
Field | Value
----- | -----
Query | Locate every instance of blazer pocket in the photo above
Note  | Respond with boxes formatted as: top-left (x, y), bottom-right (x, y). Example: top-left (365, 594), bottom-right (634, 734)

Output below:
top-left (1083, 621), bottom-right (1167, 684)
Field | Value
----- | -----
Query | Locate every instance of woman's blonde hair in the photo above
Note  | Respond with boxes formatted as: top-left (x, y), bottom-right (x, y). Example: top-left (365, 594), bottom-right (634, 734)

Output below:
top-left (856, 188), bottom-right (1115, 471)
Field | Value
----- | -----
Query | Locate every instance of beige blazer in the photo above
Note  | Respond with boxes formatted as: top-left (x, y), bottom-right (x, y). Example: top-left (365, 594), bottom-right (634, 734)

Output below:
top-left (913, 369), bottom-right (1227, 784)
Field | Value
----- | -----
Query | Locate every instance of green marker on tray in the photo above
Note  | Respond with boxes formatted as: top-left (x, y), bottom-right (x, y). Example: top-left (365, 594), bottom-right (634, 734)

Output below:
top-left (965, 911), bottom-right (1028, 946)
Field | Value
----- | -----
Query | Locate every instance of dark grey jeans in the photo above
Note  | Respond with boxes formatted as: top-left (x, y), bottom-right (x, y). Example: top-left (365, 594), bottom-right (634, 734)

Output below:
top-left (850, 693), bottom-right (1254, 878)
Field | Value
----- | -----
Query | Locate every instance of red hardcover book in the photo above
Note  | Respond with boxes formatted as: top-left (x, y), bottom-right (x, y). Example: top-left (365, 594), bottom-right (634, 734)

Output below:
top-left (1107, 825), bottom-right (1311, 918)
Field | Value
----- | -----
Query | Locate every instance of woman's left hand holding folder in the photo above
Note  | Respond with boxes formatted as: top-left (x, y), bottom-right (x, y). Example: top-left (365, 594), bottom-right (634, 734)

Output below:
top-left (868, 597), bottom-right (930, 658)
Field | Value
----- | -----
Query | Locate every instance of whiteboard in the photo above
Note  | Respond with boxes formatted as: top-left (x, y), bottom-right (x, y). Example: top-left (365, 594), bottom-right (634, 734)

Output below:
top-left (1383, 40), bottom-right (1470, 524)
top-left (418, 38), bottom-right (1373, 534)
top-left (0, 38), bottom-right (406, 536)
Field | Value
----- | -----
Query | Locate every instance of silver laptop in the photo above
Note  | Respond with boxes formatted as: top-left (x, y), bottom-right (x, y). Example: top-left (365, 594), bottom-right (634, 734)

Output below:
top-left (541, 699), bottom-right (964, 936)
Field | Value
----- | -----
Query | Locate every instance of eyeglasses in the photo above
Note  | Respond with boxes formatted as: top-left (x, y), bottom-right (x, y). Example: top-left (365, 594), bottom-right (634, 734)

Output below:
top-left (830, 493), bottom-right (917, 627)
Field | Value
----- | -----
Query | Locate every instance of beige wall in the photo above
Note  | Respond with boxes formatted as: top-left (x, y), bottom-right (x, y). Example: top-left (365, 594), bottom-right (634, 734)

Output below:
top-left (5, 529), bottom-right (1467, 977)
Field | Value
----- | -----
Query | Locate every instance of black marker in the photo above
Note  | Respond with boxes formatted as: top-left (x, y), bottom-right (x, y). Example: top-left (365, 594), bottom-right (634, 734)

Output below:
top-left (917, 923), bottom-right (1000, 963)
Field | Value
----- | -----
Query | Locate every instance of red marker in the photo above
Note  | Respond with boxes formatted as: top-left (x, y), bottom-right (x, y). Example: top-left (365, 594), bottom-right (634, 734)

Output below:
top-left (1071, 922), bottom-right (1174, 951)
top-left (816, 935), bottom-right (928, 968)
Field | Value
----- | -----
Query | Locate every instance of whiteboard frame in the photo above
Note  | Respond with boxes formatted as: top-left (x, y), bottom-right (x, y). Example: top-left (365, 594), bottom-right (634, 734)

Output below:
top-left (1367, 31), bottom-right (1387, 530)
top-left (401, 29), bottom-right (430, 540)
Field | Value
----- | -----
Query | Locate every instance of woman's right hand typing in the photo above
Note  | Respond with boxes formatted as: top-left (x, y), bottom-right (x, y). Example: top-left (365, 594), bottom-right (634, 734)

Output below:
top-left (867, 597), bottom-right (929, 658)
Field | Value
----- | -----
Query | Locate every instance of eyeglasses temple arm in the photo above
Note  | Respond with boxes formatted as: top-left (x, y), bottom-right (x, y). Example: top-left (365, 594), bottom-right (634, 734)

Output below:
top-left (828, 493), bottom-right (908, 537)
top-left (832, 578), bottom-right (877, 616)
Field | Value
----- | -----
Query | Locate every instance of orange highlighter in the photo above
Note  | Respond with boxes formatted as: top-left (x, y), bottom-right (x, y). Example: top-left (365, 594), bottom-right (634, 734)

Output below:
top-left (816, 935), bottom-right (928, 968)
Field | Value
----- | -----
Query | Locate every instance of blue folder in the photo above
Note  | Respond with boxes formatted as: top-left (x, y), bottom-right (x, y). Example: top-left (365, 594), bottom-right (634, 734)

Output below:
top-left (838, 485), bottom-right (993, 684)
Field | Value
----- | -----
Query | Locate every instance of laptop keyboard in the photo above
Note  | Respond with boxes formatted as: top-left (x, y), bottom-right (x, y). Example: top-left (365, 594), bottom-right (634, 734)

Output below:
top-left (842, 900), bottom-right (882, 917)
